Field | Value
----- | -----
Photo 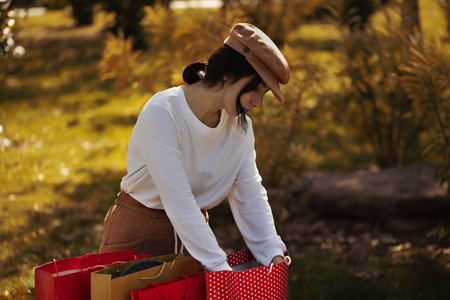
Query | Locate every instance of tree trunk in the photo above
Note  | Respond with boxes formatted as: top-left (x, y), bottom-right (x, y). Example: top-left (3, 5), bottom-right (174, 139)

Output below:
top-left (71, 0), bottom-right (94, 27)
top-left (303, 163), bottom-right (450, 220)
top-left (441, 0), bottom-right (450, 36)
top-left (401, 0), bottom-right (421, 34)
top-left (342, 0), bottom-right (378, 31)
top-left (106, 0), bottom-right (150, 50)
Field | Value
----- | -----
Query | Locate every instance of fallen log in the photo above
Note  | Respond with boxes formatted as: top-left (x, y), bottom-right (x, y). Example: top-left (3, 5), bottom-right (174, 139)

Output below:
top-left (301, 163), bottom-right (450, 220)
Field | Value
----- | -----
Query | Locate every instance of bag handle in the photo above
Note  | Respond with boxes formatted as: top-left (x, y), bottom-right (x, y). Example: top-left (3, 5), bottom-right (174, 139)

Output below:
top-left (52, 256), bottom-right (127, 278)
top-left (146, 283), bottom-right (168, 300)
top-left (285, 256), bottom-right (292, 265)
top-left (141, 275), bottom-right (191, 300)
top-left (53, 255), bottom-right (98, 277)
top-left (139, 262), bottom-right (167, 280)
top-left (178, 275), bottom-right (191, 300)
top-left (52, 259), bottom-right (60, 276)
top-left (139, 255), bottom-right (184, 280)
top-left (80, 253), bottom-right (103, 270)
top-left (80, 261), bottom-right (127, 280)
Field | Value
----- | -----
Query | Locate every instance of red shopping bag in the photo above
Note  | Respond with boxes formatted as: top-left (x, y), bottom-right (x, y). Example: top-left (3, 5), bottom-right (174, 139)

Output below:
top-left (131, 274), bottom-right (206, 300)
top-left (34, 249), bottom-right (153, 300)
top-left (206, 249), bottom-right (290, 300)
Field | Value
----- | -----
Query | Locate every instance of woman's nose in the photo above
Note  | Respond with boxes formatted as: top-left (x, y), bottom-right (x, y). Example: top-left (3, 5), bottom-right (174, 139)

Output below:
top-left (253, 96), bottom-right (263, 108)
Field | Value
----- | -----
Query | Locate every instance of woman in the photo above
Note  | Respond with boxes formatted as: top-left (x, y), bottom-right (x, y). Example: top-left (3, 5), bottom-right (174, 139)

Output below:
top-left (99, 23), bottom-right (290, 272)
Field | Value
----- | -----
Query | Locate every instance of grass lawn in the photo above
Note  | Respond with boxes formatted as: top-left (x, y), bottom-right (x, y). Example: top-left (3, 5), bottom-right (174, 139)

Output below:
top-left (1, 1), bottom-right (450, 299)
top-left (1, 8), bottom-right (153, 298)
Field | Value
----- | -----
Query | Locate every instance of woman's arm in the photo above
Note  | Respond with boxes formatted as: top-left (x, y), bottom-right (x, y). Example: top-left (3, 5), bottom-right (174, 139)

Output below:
top-left (227, 123), bottom-right (287, 266)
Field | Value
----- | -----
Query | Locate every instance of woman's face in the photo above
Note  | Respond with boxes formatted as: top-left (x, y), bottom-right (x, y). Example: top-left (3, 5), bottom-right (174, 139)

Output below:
top-left (222, 75), bottom-right (270, 117)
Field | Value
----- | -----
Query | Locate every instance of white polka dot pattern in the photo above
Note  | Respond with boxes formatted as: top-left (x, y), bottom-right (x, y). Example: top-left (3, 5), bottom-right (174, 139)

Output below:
top-left (206, 249), bottom-right (290, 300)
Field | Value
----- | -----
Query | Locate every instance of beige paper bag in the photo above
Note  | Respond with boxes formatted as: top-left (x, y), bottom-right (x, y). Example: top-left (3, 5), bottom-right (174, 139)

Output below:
top-left (91, 253), bottom-right (198, 300)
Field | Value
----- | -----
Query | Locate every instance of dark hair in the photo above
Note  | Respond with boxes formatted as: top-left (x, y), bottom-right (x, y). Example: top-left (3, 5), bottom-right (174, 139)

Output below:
top-left (236, 75), bottom-right (262, 132)
top-left (182, 44), bottom-right (259, 130)
top-left (182, 61), bottom-right (207, 85)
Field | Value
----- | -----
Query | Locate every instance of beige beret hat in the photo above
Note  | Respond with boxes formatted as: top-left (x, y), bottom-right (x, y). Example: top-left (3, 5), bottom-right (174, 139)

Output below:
top-left (224, 23), bottom-right (290, 102)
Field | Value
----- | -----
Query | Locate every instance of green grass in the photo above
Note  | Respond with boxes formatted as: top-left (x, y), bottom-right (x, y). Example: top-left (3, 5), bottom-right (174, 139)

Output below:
top-left (1, 1), bottom-right (450, 298)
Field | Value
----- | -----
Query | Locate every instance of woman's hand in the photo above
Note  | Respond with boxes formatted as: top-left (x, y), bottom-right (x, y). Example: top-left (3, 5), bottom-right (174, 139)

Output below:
top-left (271, 255), bottom-right (284, 264)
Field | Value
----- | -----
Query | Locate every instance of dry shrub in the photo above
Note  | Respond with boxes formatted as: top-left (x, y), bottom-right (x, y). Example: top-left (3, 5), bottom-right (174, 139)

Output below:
top-left (99, 4), bottom-right (248, 91)
top-left (325, 2), bottom-right (450, 191)
top-left (399, 37), bottom-right (450, 192)
top-left (440, 0), bottom-right (450, 36)
top-left (334, 6), bottom-right (426, 168)
top-left (232, 0), bottom-right (323, 46)
top-left (98, 30), bottom-right (144, 90)
top-left (143, 4), bottom-right (249, 86)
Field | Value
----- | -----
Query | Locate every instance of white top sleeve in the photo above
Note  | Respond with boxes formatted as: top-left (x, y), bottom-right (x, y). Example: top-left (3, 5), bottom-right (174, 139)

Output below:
top-left (134, 103), bottom-right (232, 271)
top-left (227, 125), bottom-right (287, 266)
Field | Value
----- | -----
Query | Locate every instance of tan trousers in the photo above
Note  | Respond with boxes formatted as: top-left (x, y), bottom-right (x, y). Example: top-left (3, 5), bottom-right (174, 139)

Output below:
top-left (99, 191), bottom-right (208, 258)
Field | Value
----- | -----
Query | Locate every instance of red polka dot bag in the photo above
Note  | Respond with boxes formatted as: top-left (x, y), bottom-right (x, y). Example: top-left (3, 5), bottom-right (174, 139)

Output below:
top-left (205, 249), bottom-right (291, 300)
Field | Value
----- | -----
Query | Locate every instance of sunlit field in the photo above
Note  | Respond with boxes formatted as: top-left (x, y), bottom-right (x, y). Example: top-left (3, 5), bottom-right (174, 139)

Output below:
top-left (1, 0), bottom-right (449, 299)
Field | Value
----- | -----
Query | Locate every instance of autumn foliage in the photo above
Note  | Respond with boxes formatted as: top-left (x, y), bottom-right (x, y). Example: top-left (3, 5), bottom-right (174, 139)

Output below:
top-left (99, 2), bottom-right (450, 191)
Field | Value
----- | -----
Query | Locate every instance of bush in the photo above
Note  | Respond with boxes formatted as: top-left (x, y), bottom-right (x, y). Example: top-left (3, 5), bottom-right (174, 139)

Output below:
top-left (399, 36), bottom-right (450, 193)
top-left (99, 30), bottom-right (144, 91)
top-left (440, 0), bottom-right (450, 36)
top-left (99, 4), bottom-right (249, 92)
top-left (331, 6), bottom-right (427, 168)
top-left (234, 0), bottom-right (316, 46)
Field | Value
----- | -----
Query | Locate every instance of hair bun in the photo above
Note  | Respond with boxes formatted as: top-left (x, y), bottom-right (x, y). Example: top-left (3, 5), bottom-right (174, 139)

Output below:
top-left (182, 61), bottom-right (206, 84)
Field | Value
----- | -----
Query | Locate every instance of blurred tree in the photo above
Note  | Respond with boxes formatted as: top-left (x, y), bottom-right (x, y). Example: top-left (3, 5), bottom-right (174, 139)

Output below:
top-left (440, 0), bottom-right (450, 36)
top-left (399, 37), bottom-right (450, 193)
top-left (99, 29), bottom-right (143, 91)
top-left (99, 3), bottom-right (248, 91)
top-left (336, 9), bottom-right (426, 168)
top-left (70, 0), bottom-right (95, 27)
top-left (0, 0), bottom-right (26, 85)
top-left (315, 0), bottom-right (390, 31)
top-left (341, 0), bottom-right (378, 31)
top-left (318, 1), bottom-right (429, 168)
top-left (104, 0), bottom-right (156, 50)
top-left (34, 0), bottom-right (69, 9)
top-left (10, 0), bottom-right (31, 7)
top-left (227, 0), bottom-right (321, 46)
top-left (401, 0), bottom-right (421, 33)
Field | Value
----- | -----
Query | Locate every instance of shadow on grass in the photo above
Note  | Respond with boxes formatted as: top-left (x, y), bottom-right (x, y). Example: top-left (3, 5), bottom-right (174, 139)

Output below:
top-left (1, 34), bottom-right (106, 104)
top-left (89, 114), bottom-right (138, 133)
top-left (19, 36), bottom-right (105, 76)
top-left (0, 169), bottom-right (124, 297)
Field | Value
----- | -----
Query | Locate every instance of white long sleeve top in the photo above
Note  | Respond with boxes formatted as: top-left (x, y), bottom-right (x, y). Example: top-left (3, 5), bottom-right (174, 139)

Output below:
top-left (120, 86), bottom-right (286, 271)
